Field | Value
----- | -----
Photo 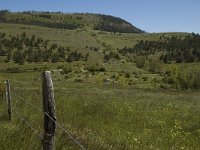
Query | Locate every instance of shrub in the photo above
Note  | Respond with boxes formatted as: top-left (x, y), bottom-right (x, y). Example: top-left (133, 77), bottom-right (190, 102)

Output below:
top-left (85, 63), bottom-right (105, 72)
top-left (161, 67), bottom-right (200, 89)
top-left (162, 67), bottom-right (179, 89)
top-left (65, 74), bottom-right (70, 79)
top-left (135, 56), bottom-right (146, 68)
top-left (86, 64), bottom-right (98, 72)
top-left (121, 60), bottom-right (126, 64)
top-left (62, 65), bottom-right (72, 74)
top-left (148, 59), bottom-right (162, 73)
top-left (125, 72), bottom-right (131, 78)
top-left (142, 76), bottom-right (148, 81)
top-left (99, 66), bottom-right (106, 72)
top-left (177, 69), bottom-right (200, 89)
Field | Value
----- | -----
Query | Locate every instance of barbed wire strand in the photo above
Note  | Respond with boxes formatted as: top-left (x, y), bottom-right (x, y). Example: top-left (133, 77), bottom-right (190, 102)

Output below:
top-left (12, 91), bottom-right (42, 112)
top-left (11, 94), bottom-right (42, 133)
top-left (12, 91), bottom-right (86, 149)
top-left (12, 108), bottom-right (43, 140)
top-left (10, 86), bottom-right (200, 150)
top-left (53, 119), bottom-right (86, 150)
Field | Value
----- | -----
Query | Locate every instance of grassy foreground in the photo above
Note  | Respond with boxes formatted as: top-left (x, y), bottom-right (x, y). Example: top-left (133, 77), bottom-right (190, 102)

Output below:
top-left (0, 71), bottom-right (200, 149)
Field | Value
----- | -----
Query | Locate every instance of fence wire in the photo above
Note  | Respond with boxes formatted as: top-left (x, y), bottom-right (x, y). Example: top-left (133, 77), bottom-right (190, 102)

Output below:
top-left (12, 108), bottom-right (43, 140)
top-left (11, 90), bottom-right (86, 150)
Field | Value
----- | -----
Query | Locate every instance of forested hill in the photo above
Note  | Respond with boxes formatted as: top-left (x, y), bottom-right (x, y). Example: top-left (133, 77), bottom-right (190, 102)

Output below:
top-left (0, 10), bottom-right (144, 33)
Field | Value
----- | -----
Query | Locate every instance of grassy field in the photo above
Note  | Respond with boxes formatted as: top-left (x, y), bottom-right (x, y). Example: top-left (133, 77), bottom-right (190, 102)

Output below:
top-left (1, 71), bottom-right (200, 149)
top-left (0, 23), bottom-right (188, 50)
top-left (0, 23), bottom-right (200, 149)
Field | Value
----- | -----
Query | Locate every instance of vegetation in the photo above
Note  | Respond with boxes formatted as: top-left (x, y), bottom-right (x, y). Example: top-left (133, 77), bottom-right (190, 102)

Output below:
top-left (119, 33), bottom-right (200, 63)
top-left (93, 14), bottom-right (144, 33)
top-left (161, 67), bottom-right (200, 89)
top-left (1, 72), bottom-right (200, 149)
top-left (0, 10), bottom-right (143, 33)
top-left (0, 11), bottom-right (200, 149)
top-left (0, 32), bottom-right (89, 64)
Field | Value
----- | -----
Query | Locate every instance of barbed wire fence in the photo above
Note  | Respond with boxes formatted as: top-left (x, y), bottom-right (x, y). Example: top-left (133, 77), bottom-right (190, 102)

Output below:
top-left (1, 71), bottom-right (86, 150)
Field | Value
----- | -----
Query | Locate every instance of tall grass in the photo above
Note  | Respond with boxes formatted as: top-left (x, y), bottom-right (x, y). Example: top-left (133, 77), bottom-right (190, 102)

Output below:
top-left (1, 72), bottom-right (200, 149)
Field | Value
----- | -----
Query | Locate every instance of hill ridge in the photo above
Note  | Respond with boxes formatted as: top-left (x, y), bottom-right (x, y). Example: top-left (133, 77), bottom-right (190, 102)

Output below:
top-left (0, 10), bottom-right (144, 33)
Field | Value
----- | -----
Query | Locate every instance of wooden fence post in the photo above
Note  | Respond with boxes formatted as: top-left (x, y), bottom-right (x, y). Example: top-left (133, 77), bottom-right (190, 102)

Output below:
top-left (6, 80), bottom-right (12, 121)
top-left (42, 71), bottom-right (56, 150)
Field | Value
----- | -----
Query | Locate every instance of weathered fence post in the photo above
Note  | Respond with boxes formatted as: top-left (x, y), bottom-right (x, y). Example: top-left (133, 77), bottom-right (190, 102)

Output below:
top-left (42, 71), bottom-right (56, 150)
top-left (6, 80), bottom-right (12, 121)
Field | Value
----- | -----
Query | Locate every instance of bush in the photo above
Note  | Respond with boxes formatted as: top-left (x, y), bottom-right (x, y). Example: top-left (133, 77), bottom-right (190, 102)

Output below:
top-left (121, 60), bottom-right (126, 64)
top-left (85, 63), bottom-right (105, 72)
top-left (65, 74), bottom-right (70, 79)
top-left (86, 64), bottom-right (98, 72)
top-left (62, 65), bottom-right (72, 74)
top-left (135, 56), bottom-right (146, 68)
top-left (142, 76), bottom-right (148, 81)
top-left (177, 69), bottom-right (200, 89)
top-left (161, 67), bottom-right (200, 89)
top-left (99, 66), bottom-right (106, 72)
top-left (161, 67), bottom-right (179, 89)
top-left (148, 59), bottom-right (162, 73)
top-left (125, 72), bottom-right (131, 78)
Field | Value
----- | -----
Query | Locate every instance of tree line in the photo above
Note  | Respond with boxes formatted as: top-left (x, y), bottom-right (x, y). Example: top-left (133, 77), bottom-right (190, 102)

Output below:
top-left (0, 32), bottom-right (89, 64)
top-left (119, 33), bottom-right (200, 63)
top-left (0, 11), bottom-right (79, 30)
top-left (94, 14), bottom-right (144, 33)
top-left (0, 10), bottom-right (144, 33)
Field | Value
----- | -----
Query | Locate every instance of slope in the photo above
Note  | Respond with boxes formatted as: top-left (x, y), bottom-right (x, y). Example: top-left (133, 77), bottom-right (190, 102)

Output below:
top-left (0, 10), bottom-right (143, 33)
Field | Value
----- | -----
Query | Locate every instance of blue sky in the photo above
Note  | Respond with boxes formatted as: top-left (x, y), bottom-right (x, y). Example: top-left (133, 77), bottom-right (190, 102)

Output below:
top-left (0, 0), bottom-right (200, 33)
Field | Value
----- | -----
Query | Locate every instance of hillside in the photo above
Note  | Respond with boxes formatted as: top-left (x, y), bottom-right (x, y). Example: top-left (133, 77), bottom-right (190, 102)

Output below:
top-left (0, 10), bottom-right (143, 33)
top-left (0, 12), bottom-right (200, 149)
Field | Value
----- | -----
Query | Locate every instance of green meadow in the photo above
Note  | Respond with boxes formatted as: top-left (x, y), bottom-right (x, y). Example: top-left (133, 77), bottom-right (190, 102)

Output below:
top-left (0, 21), bottom-right (200, 149)
top-left (1, 71), bottom-right (200, 149)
